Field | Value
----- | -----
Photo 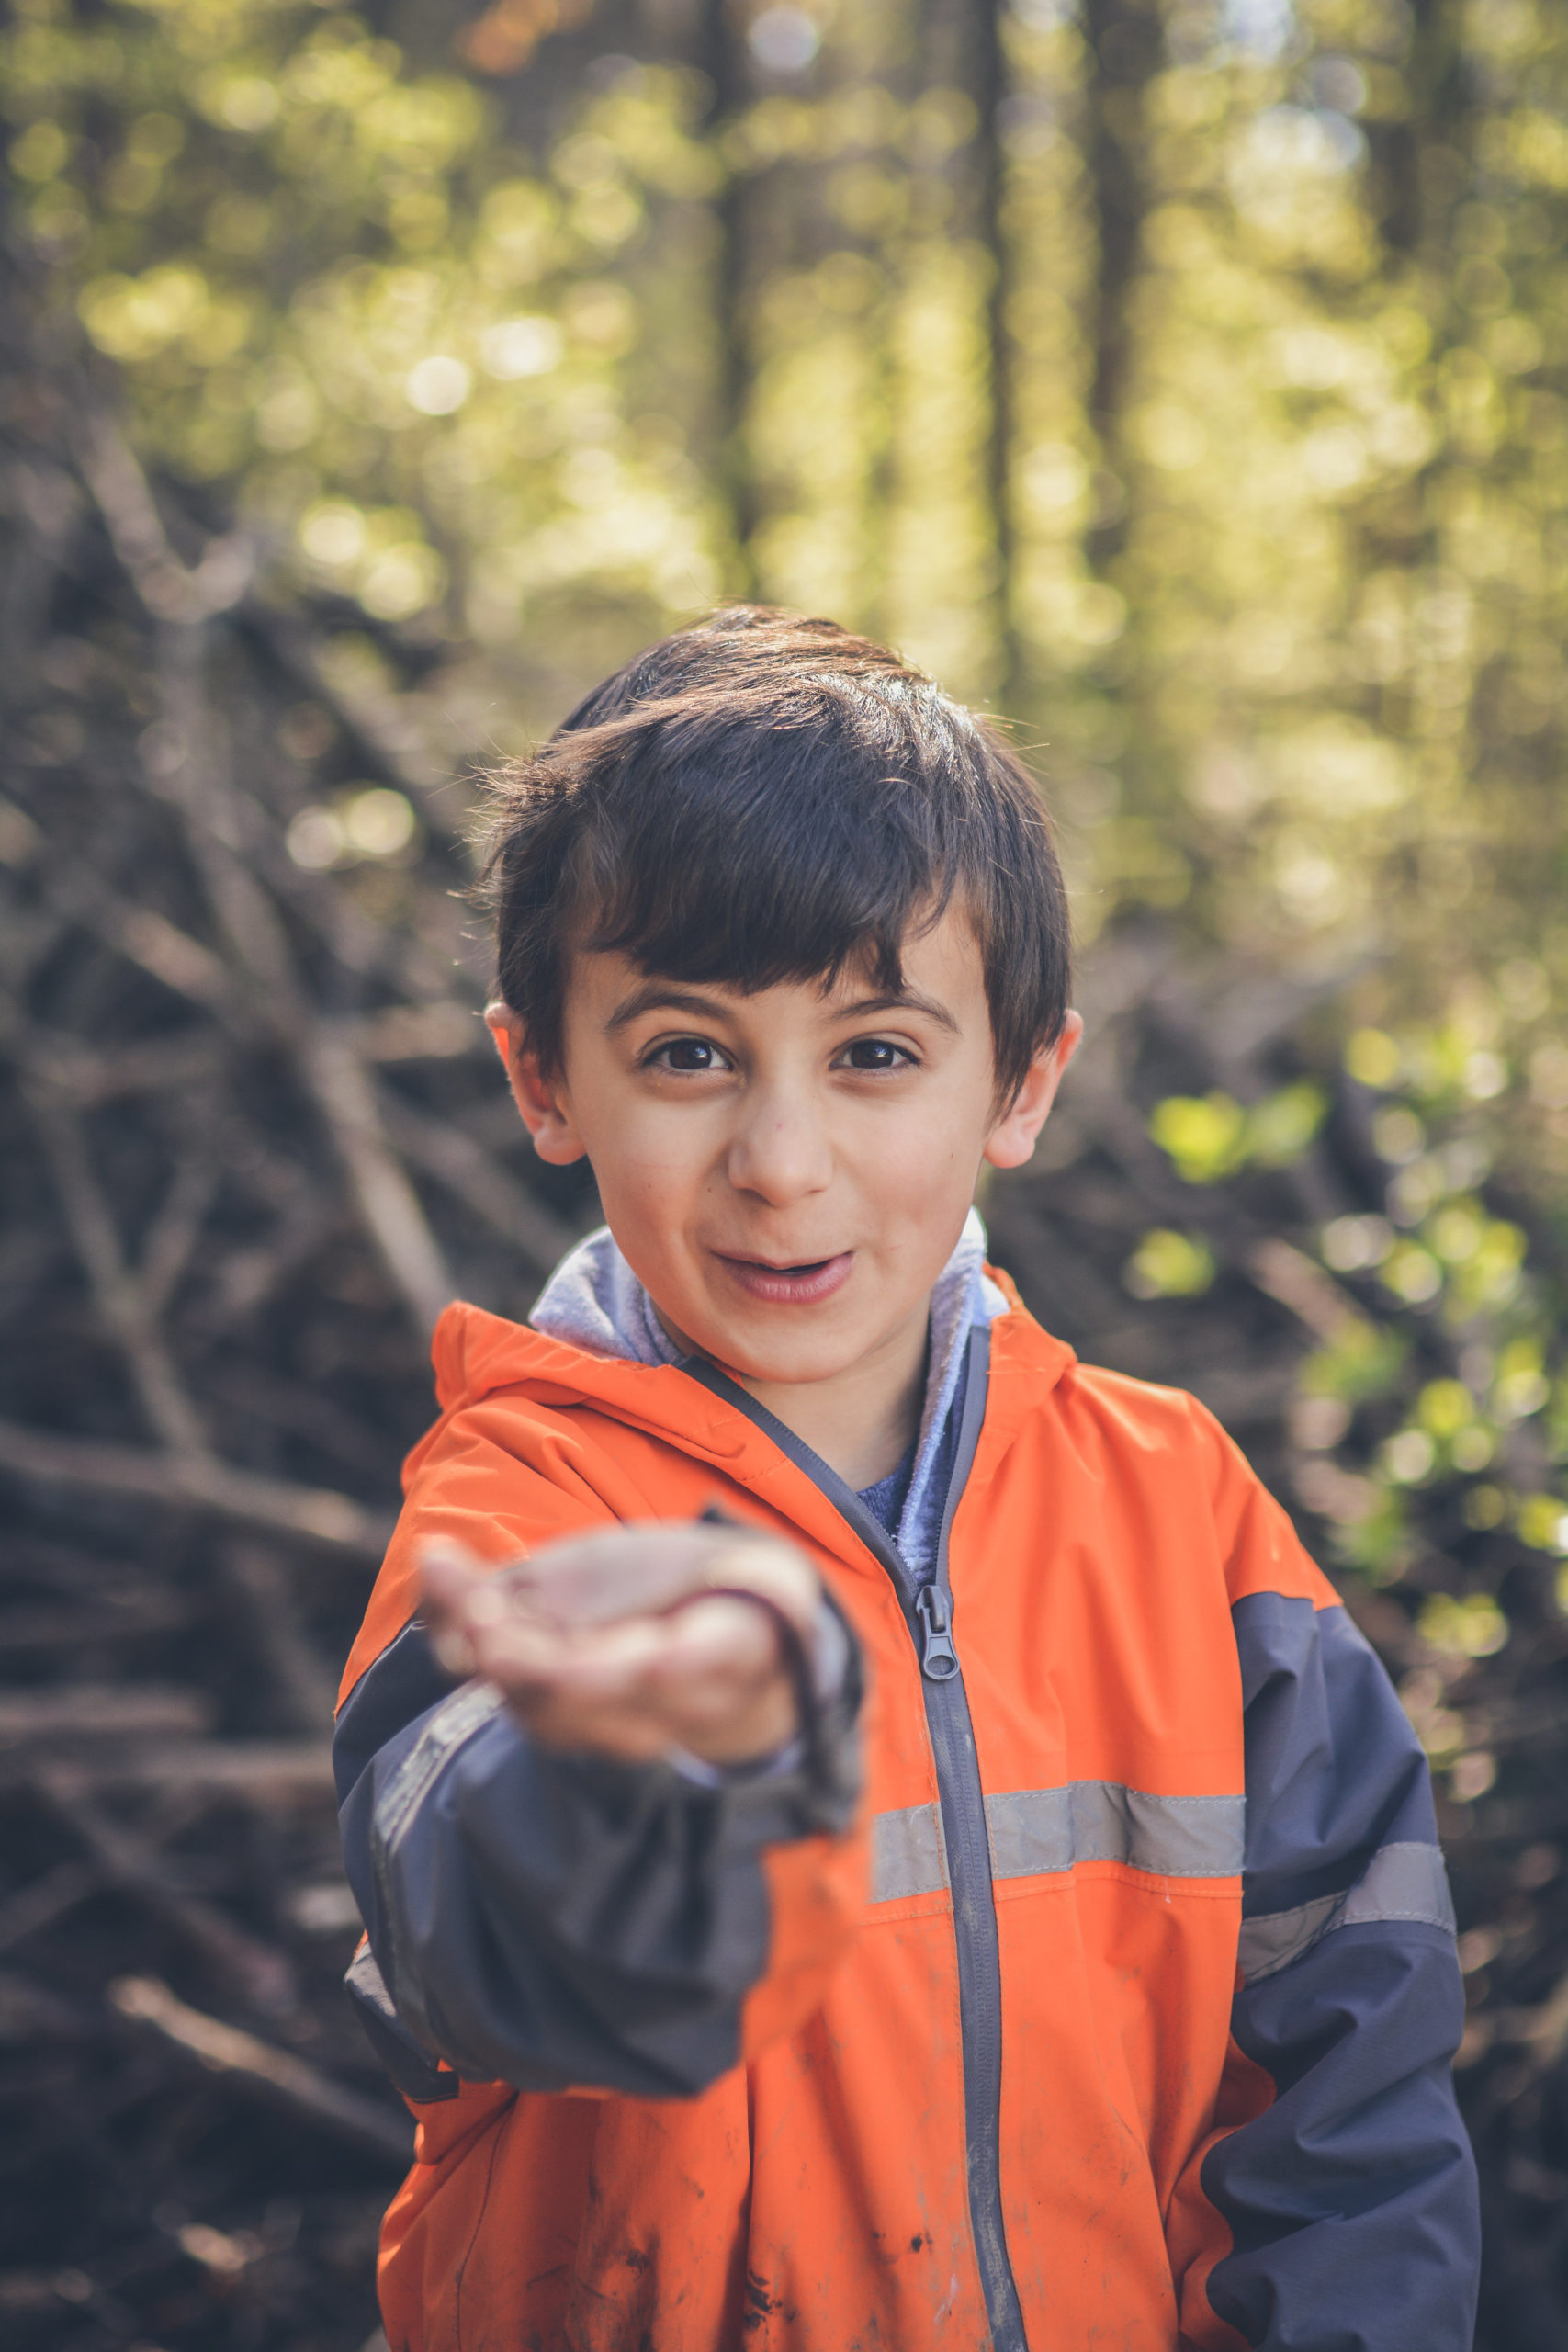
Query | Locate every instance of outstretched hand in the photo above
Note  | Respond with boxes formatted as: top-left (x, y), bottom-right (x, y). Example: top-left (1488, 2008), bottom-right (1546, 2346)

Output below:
top-left (419, 1521), bottom-right (822, 1767)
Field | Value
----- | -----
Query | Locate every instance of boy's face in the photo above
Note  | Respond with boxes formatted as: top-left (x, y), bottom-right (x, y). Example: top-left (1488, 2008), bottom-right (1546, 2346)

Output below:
top-left (493, 905), bottom-right (1078, 1393)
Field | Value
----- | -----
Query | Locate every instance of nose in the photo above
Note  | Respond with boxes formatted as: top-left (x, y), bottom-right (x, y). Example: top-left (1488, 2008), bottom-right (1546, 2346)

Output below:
top-left (726, 1080), bottom-right (834, 1207)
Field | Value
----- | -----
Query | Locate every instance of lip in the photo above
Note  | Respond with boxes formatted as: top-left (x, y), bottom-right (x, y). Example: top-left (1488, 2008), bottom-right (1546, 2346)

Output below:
top-left (713, 1250), bottom-right (854, 1306)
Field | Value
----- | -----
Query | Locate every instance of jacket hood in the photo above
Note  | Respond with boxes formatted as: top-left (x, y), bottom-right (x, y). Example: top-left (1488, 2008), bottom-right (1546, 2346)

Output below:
top-left (526, 1212), bottom-right (1009, 1571)
top-left (426, 1268), bottom-right (1078, 1466)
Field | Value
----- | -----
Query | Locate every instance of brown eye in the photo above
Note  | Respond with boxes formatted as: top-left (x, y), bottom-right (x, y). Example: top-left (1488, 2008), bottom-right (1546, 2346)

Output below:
top-left (843, 1039), bottom-right (907, 1071)
top-left (655, 1037), bottom-right (725, 1071)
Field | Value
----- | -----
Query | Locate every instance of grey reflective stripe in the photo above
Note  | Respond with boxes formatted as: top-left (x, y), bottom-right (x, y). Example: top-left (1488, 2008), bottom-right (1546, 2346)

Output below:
top-left (873, 1803), bottom-right (948, 1899)
top-left (870, 1782), bottom-right (1245, 1902)
top-left (374, 1681), bottom-right (502, 1856)
top-left (988, 1783), bottom-right (1244, 1881)
top-left (1238, 1840), bottom-right (1457, 1984)
top-left (345, 1936), bottom-right (399, 2022)
top-left (370, 1680), bottom-right (503, 2038)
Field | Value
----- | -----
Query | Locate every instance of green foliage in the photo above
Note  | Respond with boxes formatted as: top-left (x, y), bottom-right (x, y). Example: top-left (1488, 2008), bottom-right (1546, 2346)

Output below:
top-left (9, 0), bottom-right (1568, 1149)
top-left (1148, 1080), bottom-right (1325, 1182)
top-left (10, 0), bottom-right (1568, 1374)
top-left (1289, 1023), bottom-right (1568, 1589)
top-left (1123, 1227), bottom-right (1215, 1299)
top-left (1417, 1591), bottom-right (1510, 1660)
top-left (4, 0), bottom-right (728, 677)
top-left (1148, 1091), bottom-right (1249, 1182)
top-left (1299, 1313), bottom-right (1407, 1406)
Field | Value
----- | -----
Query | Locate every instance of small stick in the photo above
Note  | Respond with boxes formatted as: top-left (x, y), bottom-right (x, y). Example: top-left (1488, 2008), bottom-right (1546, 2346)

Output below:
top-left (36, 1771), bottom-right (299, 2015)
top-left (0, 1740), bottom-right (335, 1802)
top-left (110, 1975), bottom-right (414, 2165)
top-left (0, 1415), bottom-right (392, 1559)
top-left (0, 1685), bottom-right (211, 1741)
top-left (222, 1544), bottom-right (340, 1734)
top-left (0, 1860), bottom-right (98, 1957)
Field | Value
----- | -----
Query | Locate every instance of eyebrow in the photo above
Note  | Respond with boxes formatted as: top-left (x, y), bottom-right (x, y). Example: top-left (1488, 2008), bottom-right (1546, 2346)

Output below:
top-left (605, 984), bottom-right (737, 1035)
top-left (604, 981), bottom-right (959, 1036)
top-left (835, 989), bottom-right (959, 1035)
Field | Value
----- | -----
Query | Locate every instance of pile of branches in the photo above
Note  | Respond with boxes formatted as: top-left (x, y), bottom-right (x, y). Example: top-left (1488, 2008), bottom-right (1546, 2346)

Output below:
top-left (0, 266), bottom-right (589, 2352)
top-left (3, 268), bottom-right (1567, 2351)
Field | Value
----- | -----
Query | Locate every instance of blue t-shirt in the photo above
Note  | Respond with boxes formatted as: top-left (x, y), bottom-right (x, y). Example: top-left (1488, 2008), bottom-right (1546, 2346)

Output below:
top-left (856, 1445), bottom-right (916, 1539)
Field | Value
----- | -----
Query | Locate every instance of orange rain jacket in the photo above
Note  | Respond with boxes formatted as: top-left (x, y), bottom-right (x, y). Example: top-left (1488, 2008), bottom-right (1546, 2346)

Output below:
top-left (334, 1272), bottom-right (1477, 2351)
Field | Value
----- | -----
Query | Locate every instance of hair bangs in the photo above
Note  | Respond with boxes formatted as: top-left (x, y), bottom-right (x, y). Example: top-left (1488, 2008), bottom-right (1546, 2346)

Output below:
top-left (569, 717), bottom-right (965, 1010)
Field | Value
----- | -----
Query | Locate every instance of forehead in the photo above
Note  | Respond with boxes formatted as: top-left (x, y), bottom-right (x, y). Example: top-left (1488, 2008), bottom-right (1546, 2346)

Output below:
top-left (568, 899), bottom-right (988, 1027)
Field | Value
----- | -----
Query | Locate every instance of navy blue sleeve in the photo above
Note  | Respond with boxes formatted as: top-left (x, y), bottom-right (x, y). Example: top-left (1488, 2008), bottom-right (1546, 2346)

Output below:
top-left (1201, 1594), bottom-right (1481, 2349)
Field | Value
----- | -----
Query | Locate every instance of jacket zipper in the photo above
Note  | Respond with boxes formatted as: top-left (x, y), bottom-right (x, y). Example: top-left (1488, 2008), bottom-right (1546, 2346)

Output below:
top-left (682, 1328), bottom-right (1028, 2351)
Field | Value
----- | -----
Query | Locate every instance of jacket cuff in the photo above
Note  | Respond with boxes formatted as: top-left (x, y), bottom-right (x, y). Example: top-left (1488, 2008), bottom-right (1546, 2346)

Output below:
top-left (667, 1593), bottom-right (853, 1790)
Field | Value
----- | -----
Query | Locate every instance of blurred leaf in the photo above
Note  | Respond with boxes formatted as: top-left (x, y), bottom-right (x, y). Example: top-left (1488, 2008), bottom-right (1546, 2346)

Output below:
top-left (1148, 1091), bottom-right (1249, 1183)
top-left (1123, 1228), bottom-right (1215, 1299)
top-left (1246, 1080), bottom-right (1327, 1166)
top-left (1418, 1593), bottom-right (1510, 1659)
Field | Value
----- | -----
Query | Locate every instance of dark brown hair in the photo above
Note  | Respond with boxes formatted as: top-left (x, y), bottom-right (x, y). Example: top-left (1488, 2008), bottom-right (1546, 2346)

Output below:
top-left (480, 607), bottom-right (1071, 1101)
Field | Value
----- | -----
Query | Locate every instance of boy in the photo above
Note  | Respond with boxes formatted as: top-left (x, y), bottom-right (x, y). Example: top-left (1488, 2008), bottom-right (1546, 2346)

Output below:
top-left (335, 608), bottom-right (1479, 2350)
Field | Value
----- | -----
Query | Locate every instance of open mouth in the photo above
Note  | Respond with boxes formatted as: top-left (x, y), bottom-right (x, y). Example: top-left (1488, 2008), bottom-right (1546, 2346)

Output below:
top-left (715, 1250), bottom-right (854, 1306)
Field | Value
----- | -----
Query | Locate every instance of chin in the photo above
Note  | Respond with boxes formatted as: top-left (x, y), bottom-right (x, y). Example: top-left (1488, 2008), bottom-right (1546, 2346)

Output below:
top-left (693, 1317), bottom-right (866, 1387)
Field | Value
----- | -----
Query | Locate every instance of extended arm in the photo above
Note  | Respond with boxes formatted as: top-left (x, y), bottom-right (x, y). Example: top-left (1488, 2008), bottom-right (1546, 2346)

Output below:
top-left (334, 1532), bottom-right (863, 2103)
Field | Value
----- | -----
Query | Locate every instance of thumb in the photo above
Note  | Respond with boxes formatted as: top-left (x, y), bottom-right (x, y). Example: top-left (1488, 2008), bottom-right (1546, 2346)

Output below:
top-left (419, 1536), bottom-right (493, 1677)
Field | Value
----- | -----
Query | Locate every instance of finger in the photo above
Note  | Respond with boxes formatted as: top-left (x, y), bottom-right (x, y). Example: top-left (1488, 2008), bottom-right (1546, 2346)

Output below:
top-left (465, 1614), bottom-right (574, 1693)
top-left (641, 1603), bottom-right (794, 1745)
top-left (549, 1602), bottom-right (791, 1750)
top-left (505, 1613), bottom-right (675, 1703)
top-left (483, 1621), bottom-right (691, 1759)
top-left (491, 1599), bottom-right (784, 1722)
top-left (647, 1594), bottom-right (783, 1689)
top-left (472, 1611), bottom-right (698, 1725)
top-left (522, 1525), bottom-right (732, 1626)
top-left (696, 1541), bottom-right (820, 1639)
top-left (489, 1605), bottom-right (797, 1766)
top-left (519, 1522), bottom-right (818, 1631)
top-left (639, 1624), bottom-right (797, 1764)
top-left (420, 1536), bottom-right (496, 1676)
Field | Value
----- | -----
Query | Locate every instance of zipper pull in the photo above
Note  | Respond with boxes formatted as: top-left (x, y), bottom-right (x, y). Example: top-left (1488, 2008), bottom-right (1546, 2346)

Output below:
top-left (916, 1584), bottom-right (960, 1680)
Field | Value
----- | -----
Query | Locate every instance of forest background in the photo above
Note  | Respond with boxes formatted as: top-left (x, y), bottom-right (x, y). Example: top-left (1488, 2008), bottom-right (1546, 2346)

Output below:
top-left (5, 0), bottom-right (1568, 2345)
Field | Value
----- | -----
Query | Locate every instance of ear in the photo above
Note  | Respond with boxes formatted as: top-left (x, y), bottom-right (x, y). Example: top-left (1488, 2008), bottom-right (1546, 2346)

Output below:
top-left (982, 1012), bottom-right (1084, 1171)
top-left (485, 1003), bottom-right (588, 1166)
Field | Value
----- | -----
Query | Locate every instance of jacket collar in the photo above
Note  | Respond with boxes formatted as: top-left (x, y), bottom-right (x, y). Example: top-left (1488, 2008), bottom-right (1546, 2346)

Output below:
top-left (527, 1212), bottom-right (1008, 1549)
top-left (428, 1253), bottom-right (1077, 1521)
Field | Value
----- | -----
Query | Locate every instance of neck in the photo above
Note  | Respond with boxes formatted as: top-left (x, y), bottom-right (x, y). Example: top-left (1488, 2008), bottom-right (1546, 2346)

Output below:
top-left (662, 1302), bottom-right (931, 1490)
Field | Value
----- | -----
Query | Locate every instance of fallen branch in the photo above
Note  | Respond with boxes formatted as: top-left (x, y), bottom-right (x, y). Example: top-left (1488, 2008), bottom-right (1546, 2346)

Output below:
top-left (222, 1544), bottom-right (340, 1734)
top-left (14, 1739), bottom-right (336, 1801)
top-left (300, 1031), bottom-right (456, 1335)
top-left (0, 1860), bottom-right (99, 1958)
top-left (379, 1086), bottom-right (577, 1276)
top-left (0, 1685), bottom-right (211, 1743)
top-left (0, 1418), bottom-right (393, 1559)
top-left (38, 1773), bottom-right (299, 2016)
top-left (111, 1975), bottom-right (414, 2165)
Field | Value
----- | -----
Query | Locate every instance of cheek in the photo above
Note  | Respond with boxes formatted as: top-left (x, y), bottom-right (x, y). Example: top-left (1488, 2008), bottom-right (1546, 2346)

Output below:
top-left (849, 1086), bottom-right (984, 1205)
top-left (580, 1104), bottom-right (715, 1223)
